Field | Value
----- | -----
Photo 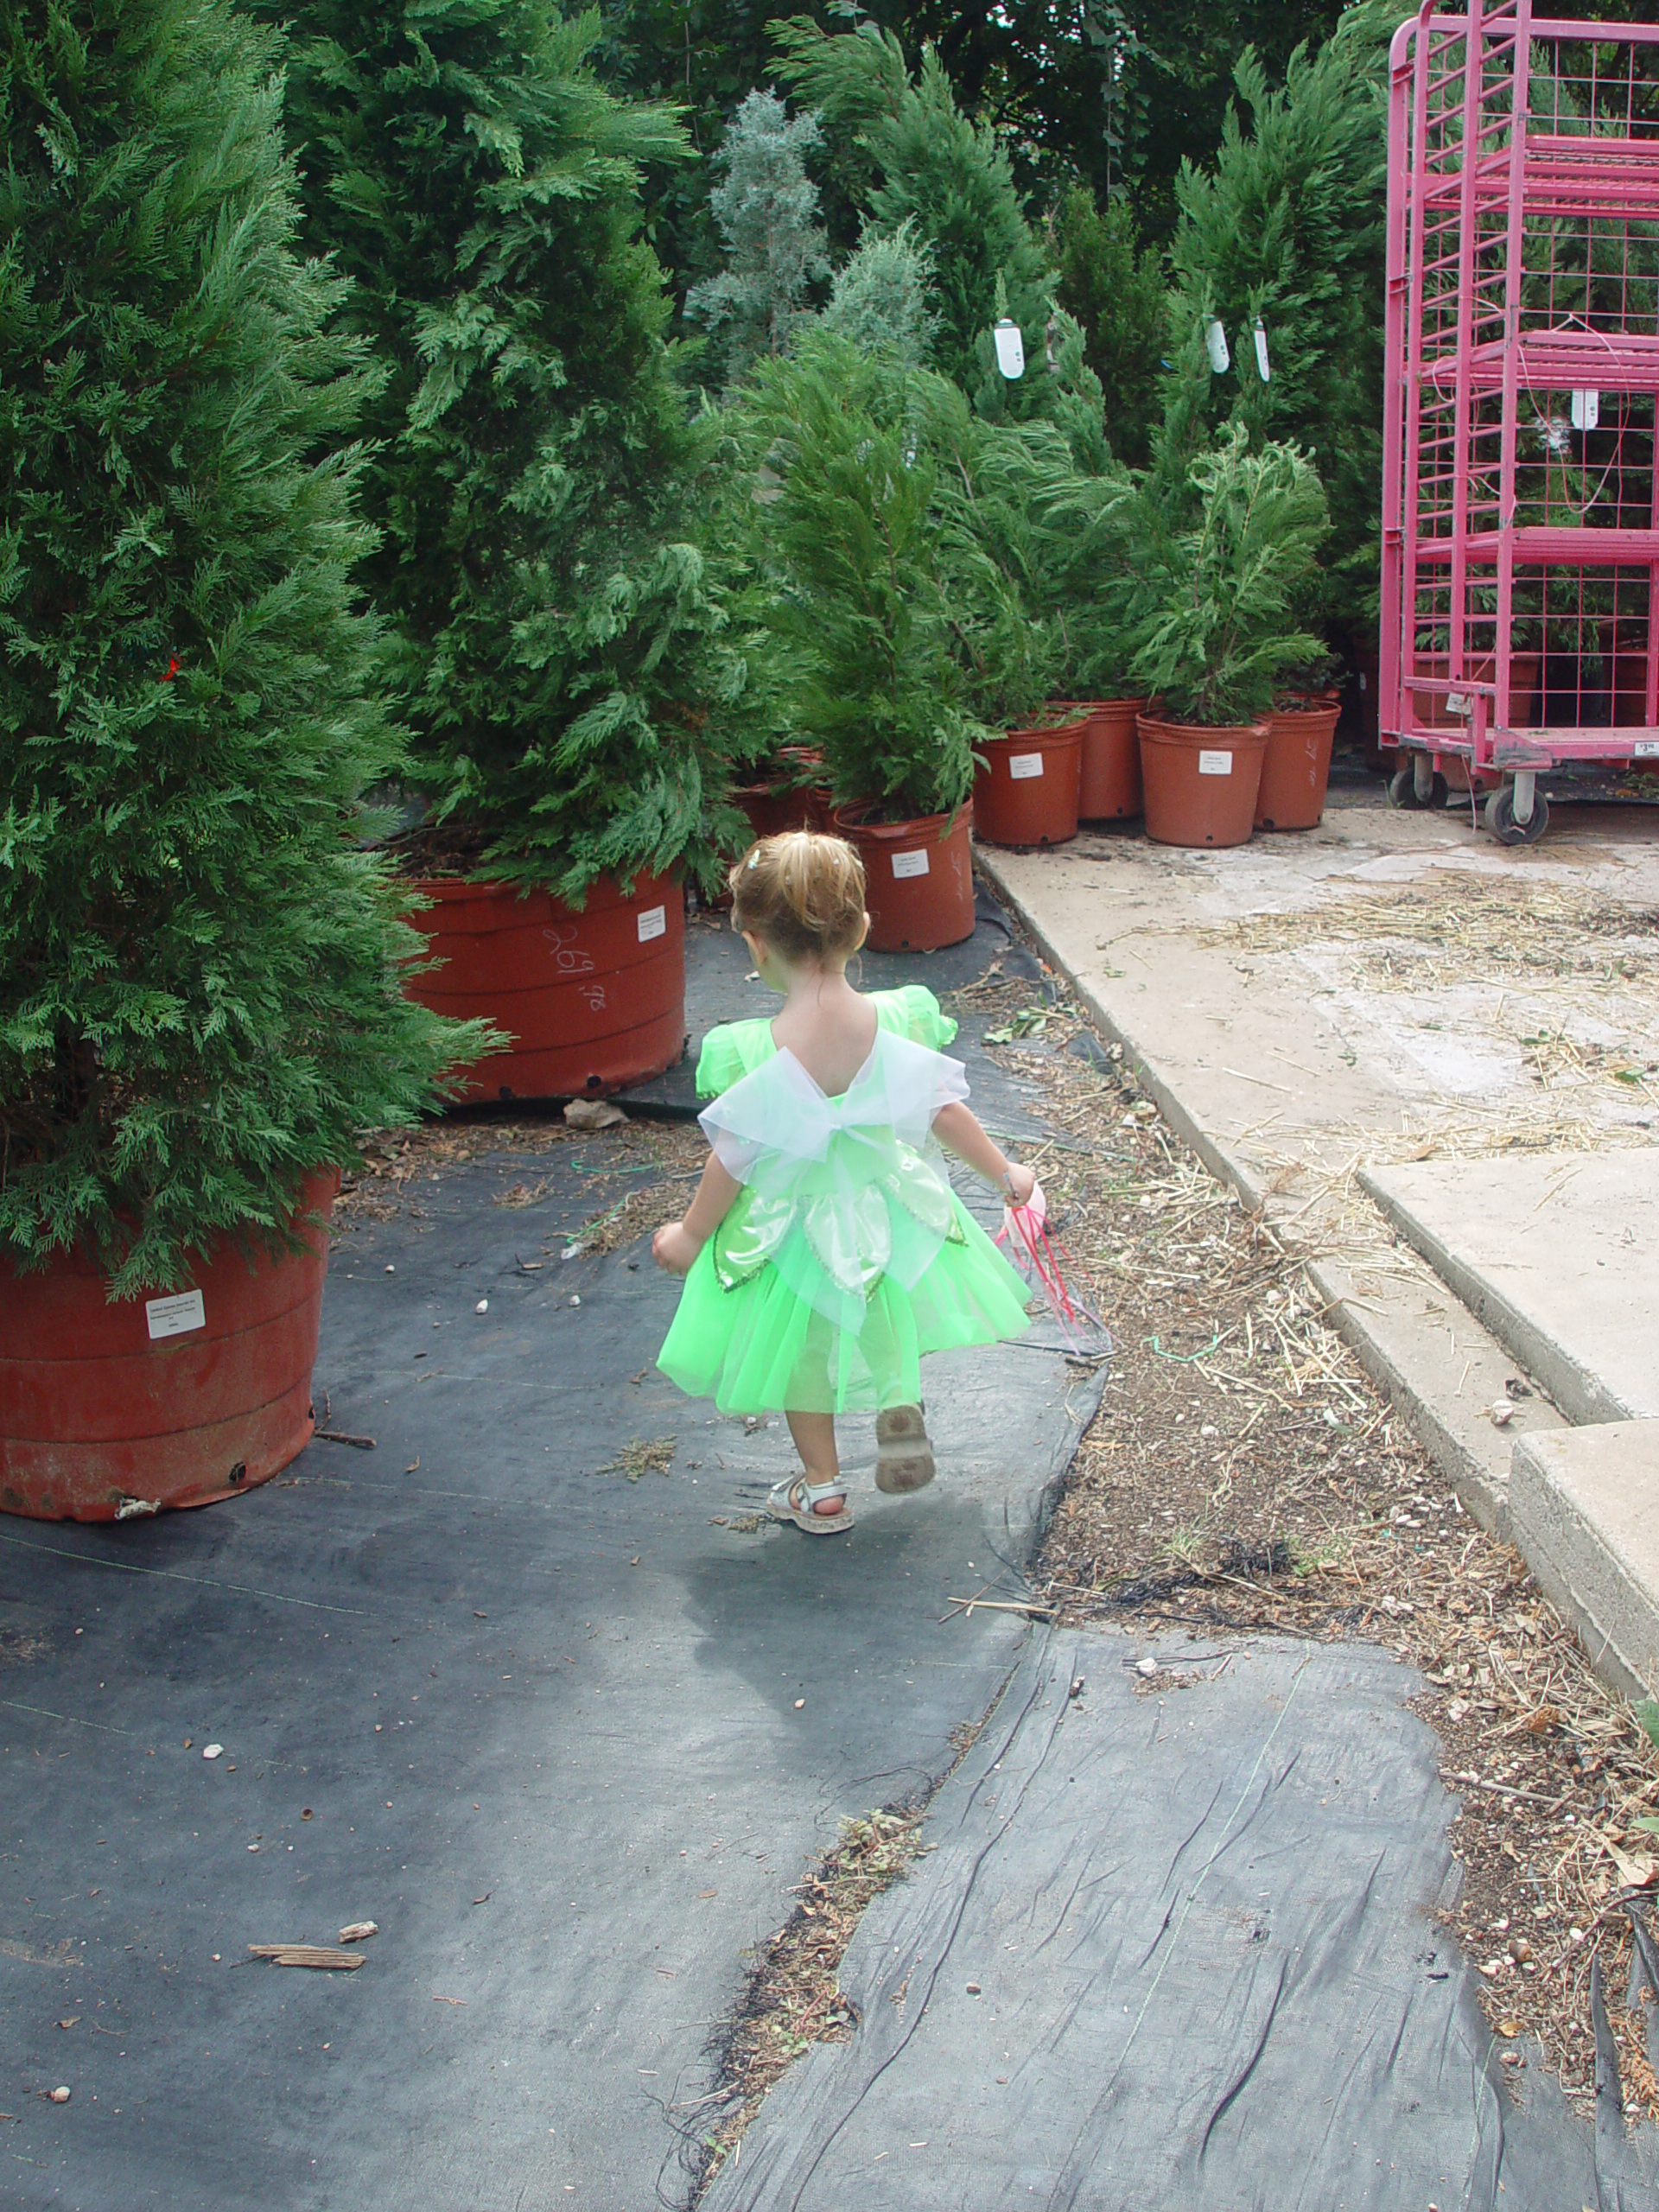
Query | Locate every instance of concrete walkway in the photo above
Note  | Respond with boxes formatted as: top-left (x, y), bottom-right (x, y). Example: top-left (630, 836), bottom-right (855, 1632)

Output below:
top-left (976, 785), bottom-right (1659, 1698)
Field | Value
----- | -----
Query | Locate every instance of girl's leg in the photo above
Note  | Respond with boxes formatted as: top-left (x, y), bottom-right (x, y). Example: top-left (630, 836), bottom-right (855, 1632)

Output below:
top-left (785, 1410), bottom-right (846, 1514)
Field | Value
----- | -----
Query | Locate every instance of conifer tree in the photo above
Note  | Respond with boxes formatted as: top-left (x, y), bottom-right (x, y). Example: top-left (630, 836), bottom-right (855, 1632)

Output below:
top-left (264, 0), bottom-right (743, 899)
top-left (686, 89), bottom-right (830, 387)
top-left (0, 0), bottom-right (474, 1294)
top-left (1160, 2), bottom-right (1395, 619)
top-left (772, 20), bottom-right (1052, 397)
top-left (817, 221), bottom-right (938, 369)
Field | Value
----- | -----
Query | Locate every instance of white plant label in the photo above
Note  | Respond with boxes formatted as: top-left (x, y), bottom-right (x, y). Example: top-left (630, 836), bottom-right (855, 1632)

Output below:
top-left (146, 1289), bottom-right (206, 1341)
top-left (1007, 753), bottom-right (1045, 780)
top-left (1635, 739), bottom-right (1659, 759)
top-left (1571, 387), bottom-right (1600, 431)
top-left (1197, 750), bottom-right (1234, 777)
top-left (891, 849), bottom-right (931, 880)
top-left (636, 906), bottom-right (667, 944)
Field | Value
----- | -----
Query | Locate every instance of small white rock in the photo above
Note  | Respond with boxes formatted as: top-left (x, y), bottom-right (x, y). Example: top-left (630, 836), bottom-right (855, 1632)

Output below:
top-left (1135, 1656), bottom-right (1160, 1677)
top-left (570, 1294), bottom-right (582, 1308)
top-left (1491, 1400), bottom-right (1514, 1427)
top-left (475, 1299), bottom-right (488, 1314)
top-left (49, 2086), bottom-right (70, 2104)
top-left (385, 1264), bottom-right (396, 1274)
top-left (202, 1744), bottom-right (223, 1760)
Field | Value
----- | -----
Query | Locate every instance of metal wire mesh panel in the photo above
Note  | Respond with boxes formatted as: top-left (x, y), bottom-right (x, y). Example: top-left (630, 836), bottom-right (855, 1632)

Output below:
top-left (1382, 3), bottom-right (1659, 833)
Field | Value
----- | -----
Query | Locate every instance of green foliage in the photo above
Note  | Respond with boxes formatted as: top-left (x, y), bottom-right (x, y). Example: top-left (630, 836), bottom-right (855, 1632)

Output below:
top-left (734, 337), bottom-right (1024, 820)
top-left (1125, 427), bottom-right (1329, 725)
top-left (685, 88), bottom-right (830, 387)
top-left (0, 0), bottom-right (480, 1294)
top-left (265, 0), bottom-right (743, 900)
top-left (1053, 188), bottom-right (1169, 468)
top-left (1160, 4), bottom-right (1395, 623)
top-left (772, 21), bottom-right (1052, 395)
top-left (818, 220), bottom-right (939, 369)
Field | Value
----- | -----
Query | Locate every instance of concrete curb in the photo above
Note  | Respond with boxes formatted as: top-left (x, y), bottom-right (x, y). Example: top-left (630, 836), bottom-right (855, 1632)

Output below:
top-left (1509, 1423), bottom-right (1659, 1702)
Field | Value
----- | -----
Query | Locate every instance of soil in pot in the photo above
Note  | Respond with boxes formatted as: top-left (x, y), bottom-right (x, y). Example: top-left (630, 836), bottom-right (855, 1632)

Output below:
top-left (1136, 715), bottom-right (1269, 849)
top-left (0, 1170), bottom-right (339, 1522)
top-left (1255, 699), bottom-right (1341, 831)
top-left (836, 804), bottom-right (976, 953)
top-left (973, 721), bottom-right (1084, 847)
top-left (404, 870), bottom-right (686, 1102)
top-left (1052, 698), bottom-right (1147, 821)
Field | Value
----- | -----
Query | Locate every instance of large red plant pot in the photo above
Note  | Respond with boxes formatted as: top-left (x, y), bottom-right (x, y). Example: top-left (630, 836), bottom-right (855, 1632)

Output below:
top-left (1052, 698), bottom-right (1147, 821)
top-left (1255, 700), bottom-right (1341, 830)
top-left (836, 804), bottom-right (976, 953)
top-left (0, 1171), bottom-right (338, 1522)
top-left (405, 873), bottom-right (685, 1101)
top-left (972, 721), bottom-right (1084, 847)
top-left (1136, 715), bottom-right (1269, 849)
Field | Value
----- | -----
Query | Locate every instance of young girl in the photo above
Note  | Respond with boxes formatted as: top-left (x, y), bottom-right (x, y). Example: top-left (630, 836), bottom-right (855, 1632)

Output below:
top-left (653, 830), bottom-right (1037, 1535)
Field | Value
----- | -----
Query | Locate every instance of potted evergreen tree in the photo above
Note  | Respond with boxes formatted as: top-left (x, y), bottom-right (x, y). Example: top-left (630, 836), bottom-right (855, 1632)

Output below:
top-left (734, 336), bottom-right (1001, 949)
top-left (0, 0), bottom-right (476, 1522)
top-left (1127, 427), bottom-right (1330, 847)
top-left (268, 0), bottom-right (745, 1101)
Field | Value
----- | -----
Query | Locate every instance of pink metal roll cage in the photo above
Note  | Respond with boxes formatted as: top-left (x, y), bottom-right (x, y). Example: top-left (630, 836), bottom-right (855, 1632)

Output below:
top-left (1382, 1), bottom-right (1659, 842)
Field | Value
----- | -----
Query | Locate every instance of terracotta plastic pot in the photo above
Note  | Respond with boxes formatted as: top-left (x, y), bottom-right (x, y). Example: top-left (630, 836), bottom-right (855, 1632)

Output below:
top-left (1051, 698), bottom-right (1147, 820)
top-left (836, 804), bottom-right (976, 952)
top-left (972, 721), bottom-right (1084, 847)
top-left (0, 1171), bottom-right (338, 1522)
top-left (404, 872), bottom-right (685, 1101)
top-left (1409, 651), bottom-right (1540, 729)
top-left (1136, 715), bottom-right (1269, 849)
top-left (1255, 700), bottom-right (1340, 830)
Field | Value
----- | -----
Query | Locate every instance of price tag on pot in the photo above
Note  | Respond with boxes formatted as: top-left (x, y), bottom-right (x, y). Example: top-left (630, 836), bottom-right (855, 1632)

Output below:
top-left (1007, 753), bottom-right (1045, 781)
top-left (146, 1289), bottom-right (206, 1341)
top-left (636, 906), bottom-right (667, 944)
top-left (1197, 750), bottom-right (1234, 777)
top-left (891, 849), bottom-right (931, 880)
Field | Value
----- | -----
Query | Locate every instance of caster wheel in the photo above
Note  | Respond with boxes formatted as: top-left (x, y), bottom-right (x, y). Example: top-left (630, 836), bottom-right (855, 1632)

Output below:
top-left (1483, 785), bottom-right (1549, 845)
top-left (1389, 765), bottom-right (1448, 810)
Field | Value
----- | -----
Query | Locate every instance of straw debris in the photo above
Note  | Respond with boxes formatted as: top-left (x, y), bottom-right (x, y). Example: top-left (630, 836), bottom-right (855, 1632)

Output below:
top-left (692, 1808), bottom-right (927, 2197)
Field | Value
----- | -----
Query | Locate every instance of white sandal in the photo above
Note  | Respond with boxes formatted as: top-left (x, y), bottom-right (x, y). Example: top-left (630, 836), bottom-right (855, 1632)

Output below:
top-left (766, 1475), bottom-right (855, 1535)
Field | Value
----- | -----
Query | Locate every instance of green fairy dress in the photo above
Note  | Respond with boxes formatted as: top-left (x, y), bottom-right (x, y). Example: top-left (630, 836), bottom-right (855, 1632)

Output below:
top-left (656, 986), bottom-right (1033, 1415)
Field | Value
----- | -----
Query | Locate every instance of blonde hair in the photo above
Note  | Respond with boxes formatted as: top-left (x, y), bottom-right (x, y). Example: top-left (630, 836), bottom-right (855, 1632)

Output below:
top-left (729, 830), bottom-right (867, 965)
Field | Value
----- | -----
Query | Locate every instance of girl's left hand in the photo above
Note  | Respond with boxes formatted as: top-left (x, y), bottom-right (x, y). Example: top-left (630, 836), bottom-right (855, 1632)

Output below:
top-left (652, 1222), bottom-right (701, 1276)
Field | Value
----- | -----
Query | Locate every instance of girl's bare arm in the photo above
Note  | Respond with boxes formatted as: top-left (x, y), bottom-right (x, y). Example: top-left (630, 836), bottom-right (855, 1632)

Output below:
top-left (652, 1151), bottom-right (741, 1274)
top-left (932, 1102), bottom-right (1035, 1203)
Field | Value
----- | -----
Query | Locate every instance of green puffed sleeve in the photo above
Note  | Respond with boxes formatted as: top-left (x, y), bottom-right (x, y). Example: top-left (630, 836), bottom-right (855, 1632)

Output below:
top-left (694, 1019), bottom-right (775, 1097)
top-left (875, 985), bottom-right (958, 1052)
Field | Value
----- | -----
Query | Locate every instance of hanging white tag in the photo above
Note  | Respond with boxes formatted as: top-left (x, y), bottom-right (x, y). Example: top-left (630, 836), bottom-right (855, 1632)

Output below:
top-left (636, 905), bottom-right (666, 944)
top-left (1205, 320), bottom-right (1230, 374)
top-left (993, 320), bottom-right (1025, 380)
top-left (1007, 753), bottom-right (1044, 780)
top-left (1252, 317), bottom-right (1271, 382)
top-left (1571, 388), bottom-right (1600, 431)
top-left (1197, 749), bottom-right (1234, 777)
top-left (146, 1289), bottom-right (206, 1341)
top-left (891, 848), bottom-right (930, 880)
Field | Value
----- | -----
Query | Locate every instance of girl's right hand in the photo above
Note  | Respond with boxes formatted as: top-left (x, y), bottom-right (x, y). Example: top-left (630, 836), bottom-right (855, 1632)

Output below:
top-left (652, 1222), bottom-right (701, 1276)
top-left (1003, 1161), bottom-right (1037, 1207)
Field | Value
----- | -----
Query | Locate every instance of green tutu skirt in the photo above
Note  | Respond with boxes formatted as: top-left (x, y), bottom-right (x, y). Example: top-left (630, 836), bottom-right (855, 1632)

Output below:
top-left (656, 1187), bottom-right (1032, 1415)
